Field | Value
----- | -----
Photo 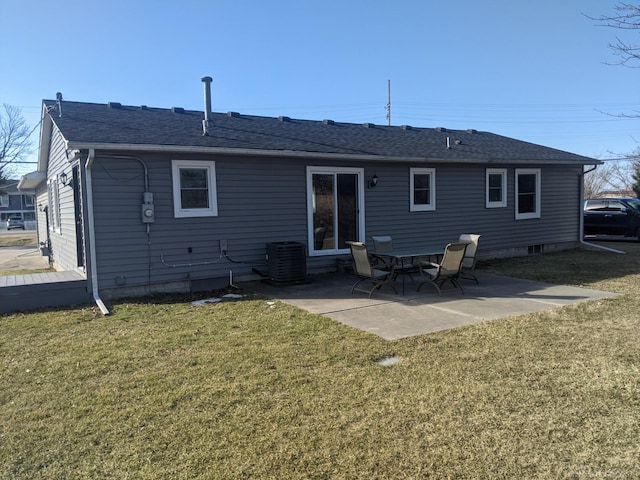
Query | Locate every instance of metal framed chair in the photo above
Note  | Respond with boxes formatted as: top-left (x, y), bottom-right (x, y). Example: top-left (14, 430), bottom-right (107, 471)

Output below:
top-left (417, 242), bottom-right (468, 295)
top-left (458, 234), bottom-right (481, 284)
top-left (348, 242), bottom-right (397, 298)
top-left (371, 235), bottom-right (417, 282)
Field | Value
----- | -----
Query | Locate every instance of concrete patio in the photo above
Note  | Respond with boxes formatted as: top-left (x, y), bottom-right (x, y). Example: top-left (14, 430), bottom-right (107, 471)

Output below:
top-left (244, 272), bottom-right (618, 340)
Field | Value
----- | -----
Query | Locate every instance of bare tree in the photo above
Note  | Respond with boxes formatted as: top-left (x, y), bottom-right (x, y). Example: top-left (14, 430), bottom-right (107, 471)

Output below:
top-left (583, 4), bottom-right (640, 196)
top-left (0, 104), bottom-right (34, 181)
top-left (584, 152), bottom-right (640, 198)
top-left (588, 3), bottom-right (640, 67)
top-left (586, 3), bottom-right (640, 118)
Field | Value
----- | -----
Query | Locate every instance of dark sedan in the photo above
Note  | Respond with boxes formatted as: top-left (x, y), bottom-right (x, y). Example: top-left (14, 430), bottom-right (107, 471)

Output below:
top-left (584, 197), bottom-right (640, 241)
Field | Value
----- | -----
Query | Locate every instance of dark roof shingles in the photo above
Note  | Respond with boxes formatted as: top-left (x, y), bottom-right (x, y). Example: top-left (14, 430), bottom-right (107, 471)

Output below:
top-left (45, 100), bottom-right (596, 164)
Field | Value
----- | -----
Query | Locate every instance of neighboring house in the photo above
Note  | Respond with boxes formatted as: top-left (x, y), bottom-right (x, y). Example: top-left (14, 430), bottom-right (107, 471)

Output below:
top-left (595, 189), bottom-right (635, 199)
top-left (0, 180), bottom-right (36, 229)
top-left (19, 79), bottom-right (600, 309)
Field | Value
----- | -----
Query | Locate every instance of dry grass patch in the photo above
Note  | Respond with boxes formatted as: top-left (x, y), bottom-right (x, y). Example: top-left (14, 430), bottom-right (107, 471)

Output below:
top-left (0, 234), bottom-right (37, 247)
top-left (1, 243), bottom-right (640, 479)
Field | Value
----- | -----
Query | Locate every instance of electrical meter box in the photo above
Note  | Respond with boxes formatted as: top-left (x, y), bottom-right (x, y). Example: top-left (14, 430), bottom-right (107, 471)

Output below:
top-left (141, 192), bottom-right (154, 223)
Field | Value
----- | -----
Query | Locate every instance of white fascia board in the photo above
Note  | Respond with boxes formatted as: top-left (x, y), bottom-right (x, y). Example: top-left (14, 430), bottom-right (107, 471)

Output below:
top-left (17, 171), bottom-right (47, 190)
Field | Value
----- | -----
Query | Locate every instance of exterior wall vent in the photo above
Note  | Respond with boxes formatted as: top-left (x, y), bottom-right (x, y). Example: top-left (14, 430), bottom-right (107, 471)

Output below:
top-left (227, 111), bottom-right (240, 117)
top-left (278, 116), bottom-right (291, 122)
top-left (266, 242), bottom-right (307, 284)
top-left (172, 107), bottom-right (185, 114)
top-left (527, 244), bottom-right (544, 255)
top-left (323, 119), bottom-right (335, 125)
top-left (108, 102), bottom-right (122, 109)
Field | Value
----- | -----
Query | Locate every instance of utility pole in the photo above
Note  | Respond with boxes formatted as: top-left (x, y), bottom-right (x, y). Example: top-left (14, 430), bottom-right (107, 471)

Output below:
top-left (385, 80), bottom-right (391, 126)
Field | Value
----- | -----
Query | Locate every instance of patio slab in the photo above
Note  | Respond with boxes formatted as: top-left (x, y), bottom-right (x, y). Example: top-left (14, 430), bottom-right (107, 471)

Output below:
top-left (243, 272), bottom-right (618, 340)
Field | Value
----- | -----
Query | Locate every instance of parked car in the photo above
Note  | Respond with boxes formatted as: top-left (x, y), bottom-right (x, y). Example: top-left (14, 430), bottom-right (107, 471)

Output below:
top-left (6, 218), bottom-right (25, 230)
top-left (583, 197), bottom-right (640, 241)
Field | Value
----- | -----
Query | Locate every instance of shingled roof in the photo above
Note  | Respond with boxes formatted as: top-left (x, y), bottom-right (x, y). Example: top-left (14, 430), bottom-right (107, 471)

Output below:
top-left (43, 99), bottom-right (598, 165)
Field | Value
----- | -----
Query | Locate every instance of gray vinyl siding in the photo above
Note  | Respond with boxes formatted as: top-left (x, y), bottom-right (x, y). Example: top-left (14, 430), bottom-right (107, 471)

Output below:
top-left (90, 154), bottom-right (310, 290)
top-left (35, 188), bottom-right (48, 246)
top-left (365, 163), bottom-right (581, 254)
top-left (46, 126), bottom-right (81, 271)
top-left (88, 152), bottom-right (582, 292)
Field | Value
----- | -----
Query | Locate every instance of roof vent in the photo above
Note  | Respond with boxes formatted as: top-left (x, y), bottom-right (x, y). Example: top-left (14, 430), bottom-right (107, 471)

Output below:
top-left (363, 122), bottom-right (375, 128)
top-left (278, 116), bottom-right (291, 122)
top-left (140, 105), bottom-right (148, 110)
top-left (401, 124), bottom-right (412, 130)
top-left (466, 129), bottom-right (477, 134)
top-left (323, 119), bottom-right (335, 125)
top-left (108, 102), bottom-right (122, 109)
top-left (435, 127), bottom-right (447, 132)
top-left (227, 111), bottom-right (240, 118)
top-left (172, 107), bottom-right (185, 114)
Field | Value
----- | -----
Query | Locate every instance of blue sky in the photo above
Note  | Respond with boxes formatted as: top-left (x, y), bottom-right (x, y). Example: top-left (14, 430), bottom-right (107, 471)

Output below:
top-left (1, 0), bottom-right (638, 176)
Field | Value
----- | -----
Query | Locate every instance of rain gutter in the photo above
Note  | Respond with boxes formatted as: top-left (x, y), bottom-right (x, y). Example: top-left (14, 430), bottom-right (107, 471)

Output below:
top-left (85, 148), bottom-right (110, 314)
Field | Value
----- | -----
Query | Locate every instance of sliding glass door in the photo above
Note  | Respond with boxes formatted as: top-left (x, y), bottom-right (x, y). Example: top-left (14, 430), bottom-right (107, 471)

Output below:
top-left (307, 167), bottom-right (364, 255)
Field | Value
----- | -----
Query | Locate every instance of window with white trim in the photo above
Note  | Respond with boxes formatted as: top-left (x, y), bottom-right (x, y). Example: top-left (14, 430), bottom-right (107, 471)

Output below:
top-left (486, 168), bottom-right (507, 208)
top-left (172, 160), bottom-right (218, 218)
top-left (515, 168), bottom-right (541, 219)
top-left (0, 193), bottom-right (7, 207)
top-left (48, 178), bottom-right (61, 232)
top-left (410, 168), bottom-right (436, 211)
top-left (24, 195), bottom-right (34, 207)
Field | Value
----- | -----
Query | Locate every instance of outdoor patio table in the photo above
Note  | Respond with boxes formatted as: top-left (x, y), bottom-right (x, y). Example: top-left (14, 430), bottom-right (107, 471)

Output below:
top-left (372, 246), bottom-right (444, 295)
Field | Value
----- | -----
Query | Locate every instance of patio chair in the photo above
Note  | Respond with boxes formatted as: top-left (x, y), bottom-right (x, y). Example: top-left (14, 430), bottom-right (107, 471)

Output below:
top-left (417, 242), bottom-right (468, 295)
top-left (371, 235), bottom-right (417, 281)
top-left (348, 241), bottom-right (397, 298)
top-left (371, 235), bottom-right (393, 253)
top-left (458, 234), bottom-right (481, 284)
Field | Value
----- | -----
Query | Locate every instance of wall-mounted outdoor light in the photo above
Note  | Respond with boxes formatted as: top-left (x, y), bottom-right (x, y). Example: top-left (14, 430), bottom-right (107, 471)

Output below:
top-left (369, 174), bottom-right (378, 189)
top-left (59, 172), bottom-right (73, 188)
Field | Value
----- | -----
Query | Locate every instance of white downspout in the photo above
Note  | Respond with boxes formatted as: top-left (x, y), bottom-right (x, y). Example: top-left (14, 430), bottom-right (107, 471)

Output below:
top-left (85, 149), bottom-right (110, 314)
top-left (579, 167), bottom-right (625, 254)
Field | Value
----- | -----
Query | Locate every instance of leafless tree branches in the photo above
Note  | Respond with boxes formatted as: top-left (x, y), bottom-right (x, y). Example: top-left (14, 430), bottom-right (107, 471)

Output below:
top-left (0, 104), bottom-right (33, 180)
top-left (586, 3), bottom-right (640, 68)
top-left (584, 150), bottom-right (640, 198)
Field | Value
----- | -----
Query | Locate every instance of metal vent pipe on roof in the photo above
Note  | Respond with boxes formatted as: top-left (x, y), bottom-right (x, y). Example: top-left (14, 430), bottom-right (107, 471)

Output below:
top-left (201, 76), bottom-right (213, 135)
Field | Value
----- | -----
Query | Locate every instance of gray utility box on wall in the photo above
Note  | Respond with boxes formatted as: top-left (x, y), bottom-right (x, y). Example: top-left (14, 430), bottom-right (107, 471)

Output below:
top-left (266, 242), bottom-right (307, 284)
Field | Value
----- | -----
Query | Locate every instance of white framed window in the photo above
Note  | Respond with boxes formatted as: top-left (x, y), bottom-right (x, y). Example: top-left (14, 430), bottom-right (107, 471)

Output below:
top-left (515, 168), bottom-right (541, 220)
top-left (0, 193), bottom-right (8, 207)
top-left (172, 160), bottom-right (218, 218)
top-left (24, 195), bottom-right (35, 207)
top-left (486, 168), bottom-right (507, 208)
top-left (410, 168), bottom-right (436, 211)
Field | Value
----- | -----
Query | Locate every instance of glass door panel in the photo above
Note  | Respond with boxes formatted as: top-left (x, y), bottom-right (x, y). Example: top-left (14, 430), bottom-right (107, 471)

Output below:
top-left (310, 171), bottom-right (361, 253)
top-left (312, 174), bottom-right (335, 250)
top-left (336, 173), bottom-right (358, 249)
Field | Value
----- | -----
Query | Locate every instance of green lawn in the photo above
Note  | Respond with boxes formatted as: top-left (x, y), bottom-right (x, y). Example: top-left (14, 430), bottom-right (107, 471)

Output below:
top-left (1, 243), bottom-right (639, 479)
